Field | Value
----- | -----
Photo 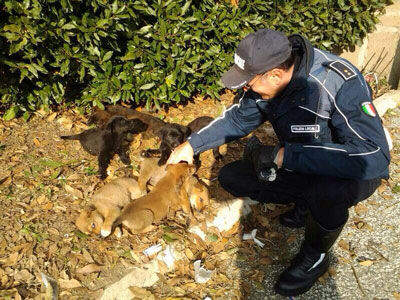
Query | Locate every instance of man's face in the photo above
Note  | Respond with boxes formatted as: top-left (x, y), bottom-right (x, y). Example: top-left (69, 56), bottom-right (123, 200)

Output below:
top-left (243, 69), bottom-right (290, 100)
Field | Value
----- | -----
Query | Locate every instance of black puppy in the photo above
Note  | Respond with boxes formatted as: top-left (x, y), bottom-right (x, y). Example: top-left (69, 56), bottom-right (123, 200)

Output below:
top-left (142, 123), bottom-right (191, 166)
top-left (142, 116), bottom-right (222, 166)
top-left (61, 116), bottom-right (148, 179)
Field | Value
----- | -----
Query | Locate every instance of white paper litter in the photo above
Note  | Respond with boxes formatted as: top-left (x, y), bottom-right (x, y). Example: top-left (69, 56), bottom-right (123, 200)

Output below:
top-left (142, 244), bottom-right (162, 256)
top-left (194, 260), bottom-right (213, 283)
top-left (158, 245), bottom-right (175, 269)
top-left (243, 229), bottom-right (265, 248)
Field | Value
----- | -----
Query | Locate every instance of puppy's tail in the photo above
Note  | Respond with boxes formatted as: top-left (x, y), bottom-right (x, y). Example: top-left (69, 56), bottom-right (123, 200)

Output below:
top-left (60, 134), bottom-right (80, 140)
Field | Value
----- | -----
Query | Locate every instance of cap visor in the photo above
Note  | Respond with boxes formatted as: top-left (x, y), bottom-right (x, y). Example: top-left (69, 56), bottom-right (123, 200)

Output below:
top-left (221, 65), bottom-right (253, 89)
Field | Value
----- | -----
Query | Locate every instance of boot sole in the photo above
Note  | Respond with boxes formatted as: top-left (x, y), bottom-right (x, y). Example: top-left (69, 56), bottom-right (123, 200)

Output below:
top-left (274, 265), bottom-right (328, 296)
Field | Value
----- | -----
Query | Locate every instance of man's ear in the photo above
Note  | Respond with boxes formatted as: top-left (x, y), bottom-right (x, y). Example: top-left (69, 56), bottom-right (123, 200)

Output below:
top-left (267, 69), bottom-right (284, 83)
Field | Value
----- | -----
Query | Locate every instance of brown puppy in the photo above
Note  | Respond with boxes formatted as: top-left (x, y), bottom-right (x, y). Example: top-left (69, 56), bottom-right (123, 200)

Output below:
top-left (88, 104), bottom-right (166, 137)
top-left (113, 163), bottom-right (195, 234)
top-left (75, 177), bottom-right (145, 237)
top-left (138, 157), bottom-right (209, 211)
top-left (182, 176), bottom-right (210, 212)
top-left (61, 116), bottom-right (148, 179)
top-left (138, 157), bottom-right (166, 193)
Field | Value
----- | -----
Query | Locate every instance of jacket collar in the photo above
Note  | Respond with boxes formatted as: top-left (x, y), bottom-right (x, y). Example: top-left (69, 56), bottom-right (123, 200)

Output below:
top-left (279, 34), bottom-right (314, 97)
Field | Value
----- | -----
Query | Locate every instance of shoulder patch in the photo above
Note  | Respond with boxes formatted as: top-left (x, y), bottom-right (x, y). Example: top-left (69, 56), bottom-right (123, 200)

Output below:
top-left (325, 61), bottom-right (357, 81)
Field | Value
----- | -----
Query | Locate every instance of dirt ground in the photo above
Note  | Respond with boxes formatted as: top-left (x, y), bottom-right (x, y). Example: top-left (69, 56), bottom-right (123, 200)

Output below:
top-left (0, 89), bottom-right (399, 300)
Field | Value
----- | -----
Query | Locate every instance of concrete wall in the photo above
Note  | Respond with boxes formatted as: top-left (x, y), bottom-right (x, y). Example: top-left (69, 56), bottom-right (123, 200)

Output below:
top-left (340, 0), bottom-right (400, 89)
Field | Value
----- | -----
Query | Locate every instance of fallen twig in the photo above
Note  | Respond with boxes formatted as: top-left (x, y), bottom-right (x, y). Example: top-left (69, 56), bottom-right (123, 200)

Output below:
top-left (367, 244), bottom-right (389, 262)
top-left (351, 265), bottom-right (366, 297)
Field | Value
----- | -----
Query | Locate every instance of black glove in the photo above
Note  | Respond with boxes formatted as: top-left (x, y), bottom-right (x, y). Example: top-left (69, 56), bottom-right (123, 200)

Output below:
top-left (243, 136), bottom-right (281, 182)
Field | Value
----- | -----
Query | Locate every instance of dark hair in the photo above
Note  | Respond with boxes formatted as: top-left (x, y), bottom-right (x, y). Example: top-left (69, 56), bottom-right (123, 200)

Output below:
top-left (275, 51), bottom-right (296, 70)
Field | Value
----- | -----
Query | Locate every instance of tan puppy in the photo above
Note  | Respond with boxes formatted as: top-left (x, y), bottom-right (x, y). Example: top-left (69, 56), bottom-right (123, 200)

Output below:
top-left (182, 176), bottom-right (210, 212)
top-left (138, 157), bottom-right (166, 193)
top-left (138, 157), bottom-right (210, 210)
top-left (75, 177), bottom-right (144, 237)
top-left (113, 163), bottom-right (195, 234)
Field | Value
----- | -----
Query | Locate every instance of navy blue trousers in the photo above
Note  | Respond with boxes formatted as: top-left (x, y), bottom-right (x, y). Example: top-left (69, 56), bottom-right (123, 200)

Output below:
top-left (218, 160), bottom-right (381, 229)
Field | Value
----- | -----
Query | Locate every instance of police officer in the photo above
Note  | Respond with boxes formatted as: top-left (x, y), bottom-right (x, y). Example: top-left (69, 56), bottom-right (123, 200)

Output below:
top-left (167, 28), bottom-right (390, 296)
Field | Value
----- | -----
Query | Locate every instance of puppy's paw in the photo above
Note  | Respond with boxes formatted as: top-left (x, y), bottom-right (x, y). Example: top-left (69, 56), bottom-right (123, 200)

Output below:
top-left (100, 229), bottom-right (111, 237)
top-left (113, 227), bottom-right (122, 238)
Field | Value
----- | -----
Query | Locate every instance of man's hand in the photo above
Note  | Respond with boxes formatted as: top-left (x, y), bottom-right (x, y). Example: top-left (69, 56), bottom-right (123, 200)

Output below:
top-left (243, 136), bottom-right (282, 181)
top-left (167, 141), bottom-right (194, 165)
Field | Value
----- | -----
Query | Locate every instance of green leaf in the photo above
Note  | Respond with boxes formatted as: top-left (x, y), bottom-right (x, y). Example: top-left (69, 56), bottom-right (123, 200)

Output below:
top-left (140, 83), bottom-right (155, 90)
top-left (122, 83), bottom-right (133, 90)
top-left (40, 159), bottom-right (64, 168)
top-left (3, 106), bottom-right (19, 121)
top-left (26, 65), bottom-right (38, 78)
top-left (103, 51), bottom-right (113, 62)
top-left (94, 99), bottom-right (105, 110)
top-left (23, 111), bottom-right (30, 122)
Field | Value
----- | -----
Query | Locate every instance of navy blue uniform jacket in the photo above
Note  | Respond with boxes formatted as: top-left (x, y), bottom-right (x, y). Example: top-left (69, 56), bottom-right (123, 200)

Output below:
top-left (187, 35), bottom-right (390, 180)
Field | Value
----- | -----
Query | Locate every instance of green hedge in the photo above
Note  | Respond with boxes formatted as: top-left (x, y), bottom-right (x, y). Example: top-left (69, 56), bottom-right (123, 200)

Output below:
top-left (0, 0), bottom-right (392, 120)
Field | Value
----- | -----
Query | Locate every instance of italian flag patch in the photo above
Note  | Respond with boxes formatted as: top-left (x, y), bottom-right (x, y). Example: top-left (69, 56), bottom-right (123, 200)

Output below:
top-left (361, 101), bottom-right (376, 117)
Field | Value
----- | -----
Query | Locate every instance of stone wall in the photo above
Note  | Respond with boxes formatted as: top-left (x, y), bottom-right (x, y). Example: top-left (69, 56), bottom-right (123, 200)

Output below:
top-left (340, 0), bottom-right (400, 89)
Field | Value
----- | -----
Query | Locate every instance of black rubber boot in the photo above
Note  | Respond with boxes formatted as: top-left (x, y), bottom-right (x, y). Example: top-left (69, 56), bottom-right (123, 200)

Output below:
top-left (274, 215), bottom-right (346, 296)
top-left (279, 205), bottom-right (308, 228)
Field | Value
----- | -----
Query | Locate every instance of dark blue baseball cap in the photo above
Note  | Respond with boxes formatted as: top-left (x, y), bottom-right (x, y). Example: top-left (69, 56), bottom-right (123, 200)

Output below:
top-left (221, 29), bottom-right (292, 89)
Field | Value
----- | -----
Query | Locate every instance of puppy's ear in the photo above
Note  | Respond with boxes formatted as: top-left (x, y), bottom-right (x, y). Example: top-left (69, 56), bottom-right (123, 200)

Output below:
top-left (105, 116), bottom-right (124, 132)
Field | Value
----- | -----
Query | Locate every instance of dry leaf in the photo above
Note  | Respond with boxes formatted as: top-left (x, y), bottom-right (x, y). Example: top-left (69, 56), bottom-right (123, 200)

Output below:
top-left (338, 239), bottom-right (350, 252)
top-left (328, 267), bottom-right (337, 277)
top-left (47, 112), bottom-right (58, 121)
top-left (286, 234), bottom-right (297, 244)
top-left (36, 195), bottom-right (47, 204)
top-left (377, 184), bottom-right (386, 194)
top-left (3, 252), bottom-right (19, 266)
top-left (82, 249), bottom-right (95, 264)
top-left (76, 264), bottom-right (102, 274)
top-left (393, 292), bottom-right (400, 300)
top-left (57, 117), bottom-right (73, 130)
top-left (65, 185), bottom-right (83, 199)
top-left (128, 286), bottom-right (152, 298)
top-left (14, 292), bottom-right (22, 300)
top-left (14, 269), bottom-right (33, 282)
top-left (59, 279), bottom-right (81, 289)
top-left (33, 138), bottom-right (41, 147)
top-left (185, 248), bottom-right (194, 260)
top-left (354, 203), bottom-right (368, 215)
top-left (256, 215), bottom-right (270, 227)
top-left (259, 257), bottom-right (273, 265)
top-left (359, 260), bottom-right (374, 267)
top-left (42, 202), bottom-right (53, 210)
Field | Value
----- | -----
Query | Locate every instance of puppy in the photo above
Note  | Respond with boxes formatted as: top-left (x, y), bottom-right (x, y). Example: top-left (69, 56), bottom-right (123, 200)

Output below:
top-left (75, 177), bottom-right (145, 237)
top-left (138, 157), bottom-right (166, 193)
top-left (142, 123), bottom-right (191, 166)
top-left (138, 157), bottom-right (209, 211)
top-left (88, 104), bottom-right (166, 137)
top-left (182, 176), bottom-right (210, 212)
top-left (113, 163), bottom-right (195, 234)
top-left (142, 116), bottom-right (222, 166)
top-left (61, 116), bottom-right (148, 179)
top-left (87, 106), bottom-right (112, 128)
